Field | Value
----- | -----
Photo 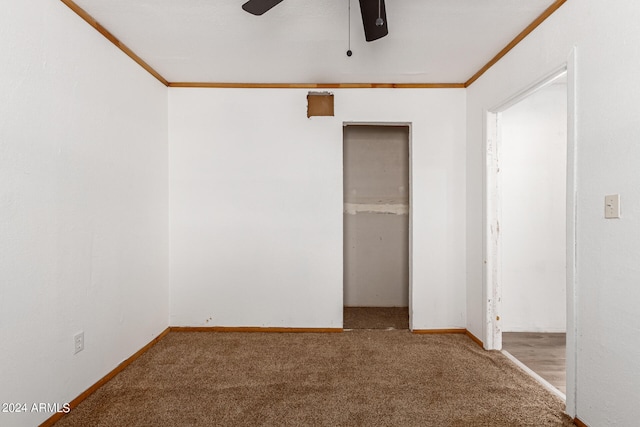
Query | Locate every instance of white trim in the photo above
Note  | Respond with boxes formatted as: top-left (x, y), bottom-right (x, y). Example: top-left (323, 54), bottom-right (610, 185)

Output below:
top-left (564, 46), bottom-right (578, 419)
top-left (483, 110), bottom-right (502, 350)
top-left (489, 64), bottom-right (568, 113)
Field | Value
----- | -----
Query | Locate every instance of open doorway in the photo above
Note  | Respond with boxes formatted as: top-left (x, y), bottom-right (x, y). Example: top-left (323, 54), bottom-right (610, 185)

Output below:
top-left (343, 124), bottom-right (410, 330)
top-left (485, 66), bottom-right (573, 401)
top-left (498, 76), bottom-right (568, 396)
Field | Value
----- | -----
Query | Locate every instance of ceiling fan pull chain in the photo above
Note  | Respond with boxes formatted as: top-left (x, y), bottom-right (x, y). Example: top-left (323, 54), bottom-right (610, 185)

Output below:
top-left (376, 0), bottom-right (384, 26)
top-left (347, 0), bottom-right (353, 56)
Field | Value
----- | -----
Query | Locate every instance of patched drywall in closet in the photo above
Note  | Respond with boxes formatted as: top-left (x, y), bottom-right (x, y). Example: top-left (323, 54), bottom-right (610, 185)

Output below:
top-left (343, 125), bottom-right (410, 307)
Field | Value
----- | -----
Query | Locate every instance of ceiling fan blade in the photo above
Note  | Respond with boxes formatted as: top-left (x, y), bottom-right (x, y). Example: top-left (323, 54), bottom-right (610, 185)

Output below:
top-left (358, 0), bottom-right (388, 42)
top-left (242, 0), bottom-right (285, 16)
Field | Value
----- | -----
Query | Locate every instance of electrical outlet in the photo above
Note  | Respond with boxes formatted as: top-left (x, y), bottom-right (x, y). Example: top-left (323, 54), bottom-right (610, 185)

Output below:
top-left (74, 331), bottom-right (84, 354)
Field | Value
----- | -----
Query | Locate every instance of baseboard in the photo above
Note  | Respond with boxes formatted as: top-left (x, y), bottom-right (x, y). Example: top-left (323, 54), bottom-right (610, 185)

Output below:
top-left (411, 328), bottom-right (484, 348)
top-left (39, 327), bottom-right (170, 427)
top-left (465, 330), bottom-right (484, 348)
top-left (574, 417), bottom-right (588, 427)
top-left (170, 326), bottom-right (343, 333)
top-left (412, 328), bottom-right (466, 334)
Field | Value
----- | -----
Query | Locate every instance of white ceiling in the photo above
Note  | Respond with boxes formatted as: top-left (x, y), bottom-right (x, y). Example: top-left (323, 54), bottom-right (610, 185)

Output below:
top-left (70, 0), bottom-right (559, 84)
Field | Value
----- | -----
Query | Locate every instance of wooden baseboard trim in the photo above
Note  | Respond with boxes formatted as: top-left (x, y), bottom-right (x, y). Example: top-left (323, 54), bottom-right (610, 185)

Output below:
top-left (412, 328), bottom-right (484, 348)
top-left (39, 327), bottom-right (170, 427)
top-left (573, 417), bottom-right (588, 427)
top-left (170, 326), bottom-right (343, 333)
top-left (412, 328), bottom-right (467, 335)
top-left (465, 330), bottom-right (484, 348)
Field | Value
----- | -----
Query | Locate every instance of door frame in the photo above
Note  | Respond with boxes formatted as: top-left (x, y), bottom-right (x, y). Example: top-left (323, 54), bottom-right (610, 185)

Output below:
top-left (342, 122), bottom-right (413, 329)
top-left (483, 49), bottom-right (577, 416)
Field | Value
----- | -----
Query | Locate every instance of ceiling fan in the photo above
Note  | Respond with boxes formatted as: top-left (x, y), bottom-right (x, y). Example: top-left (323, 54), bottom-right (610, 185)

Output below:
top-left (241, 0), bottom-right (389, 42)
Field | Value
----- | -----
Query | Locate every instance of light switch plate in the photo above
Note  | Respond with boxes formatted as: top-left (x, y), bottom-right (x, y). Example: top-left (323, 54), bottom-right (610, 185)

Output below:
top-left (74, 331), bottom-right (84, 354)
top-left (605, 194), bottom-right (621, 219)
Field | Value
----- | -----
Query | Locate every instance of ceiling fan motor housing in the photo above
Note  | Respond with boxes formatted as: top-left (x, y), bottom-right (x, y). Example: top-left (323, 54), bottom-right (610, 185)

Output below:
top-left (359, 0), bottom-right (389, 41)
top-left (242, 0), bottom-right (388, 42)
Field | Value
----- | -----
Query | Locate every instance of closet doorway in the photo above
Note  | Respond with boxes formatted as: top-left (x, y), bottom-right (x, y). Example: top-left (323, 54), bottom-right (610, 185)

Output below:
top-left (343, 124), bottom-right (410, 330)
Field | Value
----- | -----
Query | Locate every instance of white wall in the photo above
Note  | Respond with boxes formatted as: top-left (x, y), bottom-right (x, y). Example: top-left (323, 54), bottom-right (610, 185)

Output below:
top-left (501, 83), bottom-right (567, 332)
top-left (0, 2), bottom-right (169, 426)
top-left (466, 0), bottom-right (640, 424)
top-left (169, 88), bottom-right (466, 330)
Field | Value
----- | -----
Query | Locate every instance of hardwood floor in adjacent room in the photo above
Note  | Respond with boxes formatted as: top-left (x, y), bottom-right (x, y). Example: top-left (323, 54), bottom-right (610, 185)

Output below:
top-left (502, 332), bottom-right (566, 394)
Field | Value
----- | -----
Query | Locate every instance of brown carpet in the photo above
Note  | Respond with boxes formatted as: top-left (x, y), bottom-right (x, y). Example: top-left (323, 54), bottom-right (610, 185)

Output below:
top-left (54, 331), bottom-right (574, 427)
top-left (344, 306), bottom-right (409, 329)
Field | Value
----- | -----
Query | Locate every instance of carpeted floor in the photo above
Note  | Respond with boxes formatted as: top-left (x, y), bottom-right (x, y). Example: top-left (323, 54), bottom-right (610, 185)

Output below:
top-left (54, 331), bottom-right (574, 426)
top-left (343, 306), bottom-right (409, 330)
